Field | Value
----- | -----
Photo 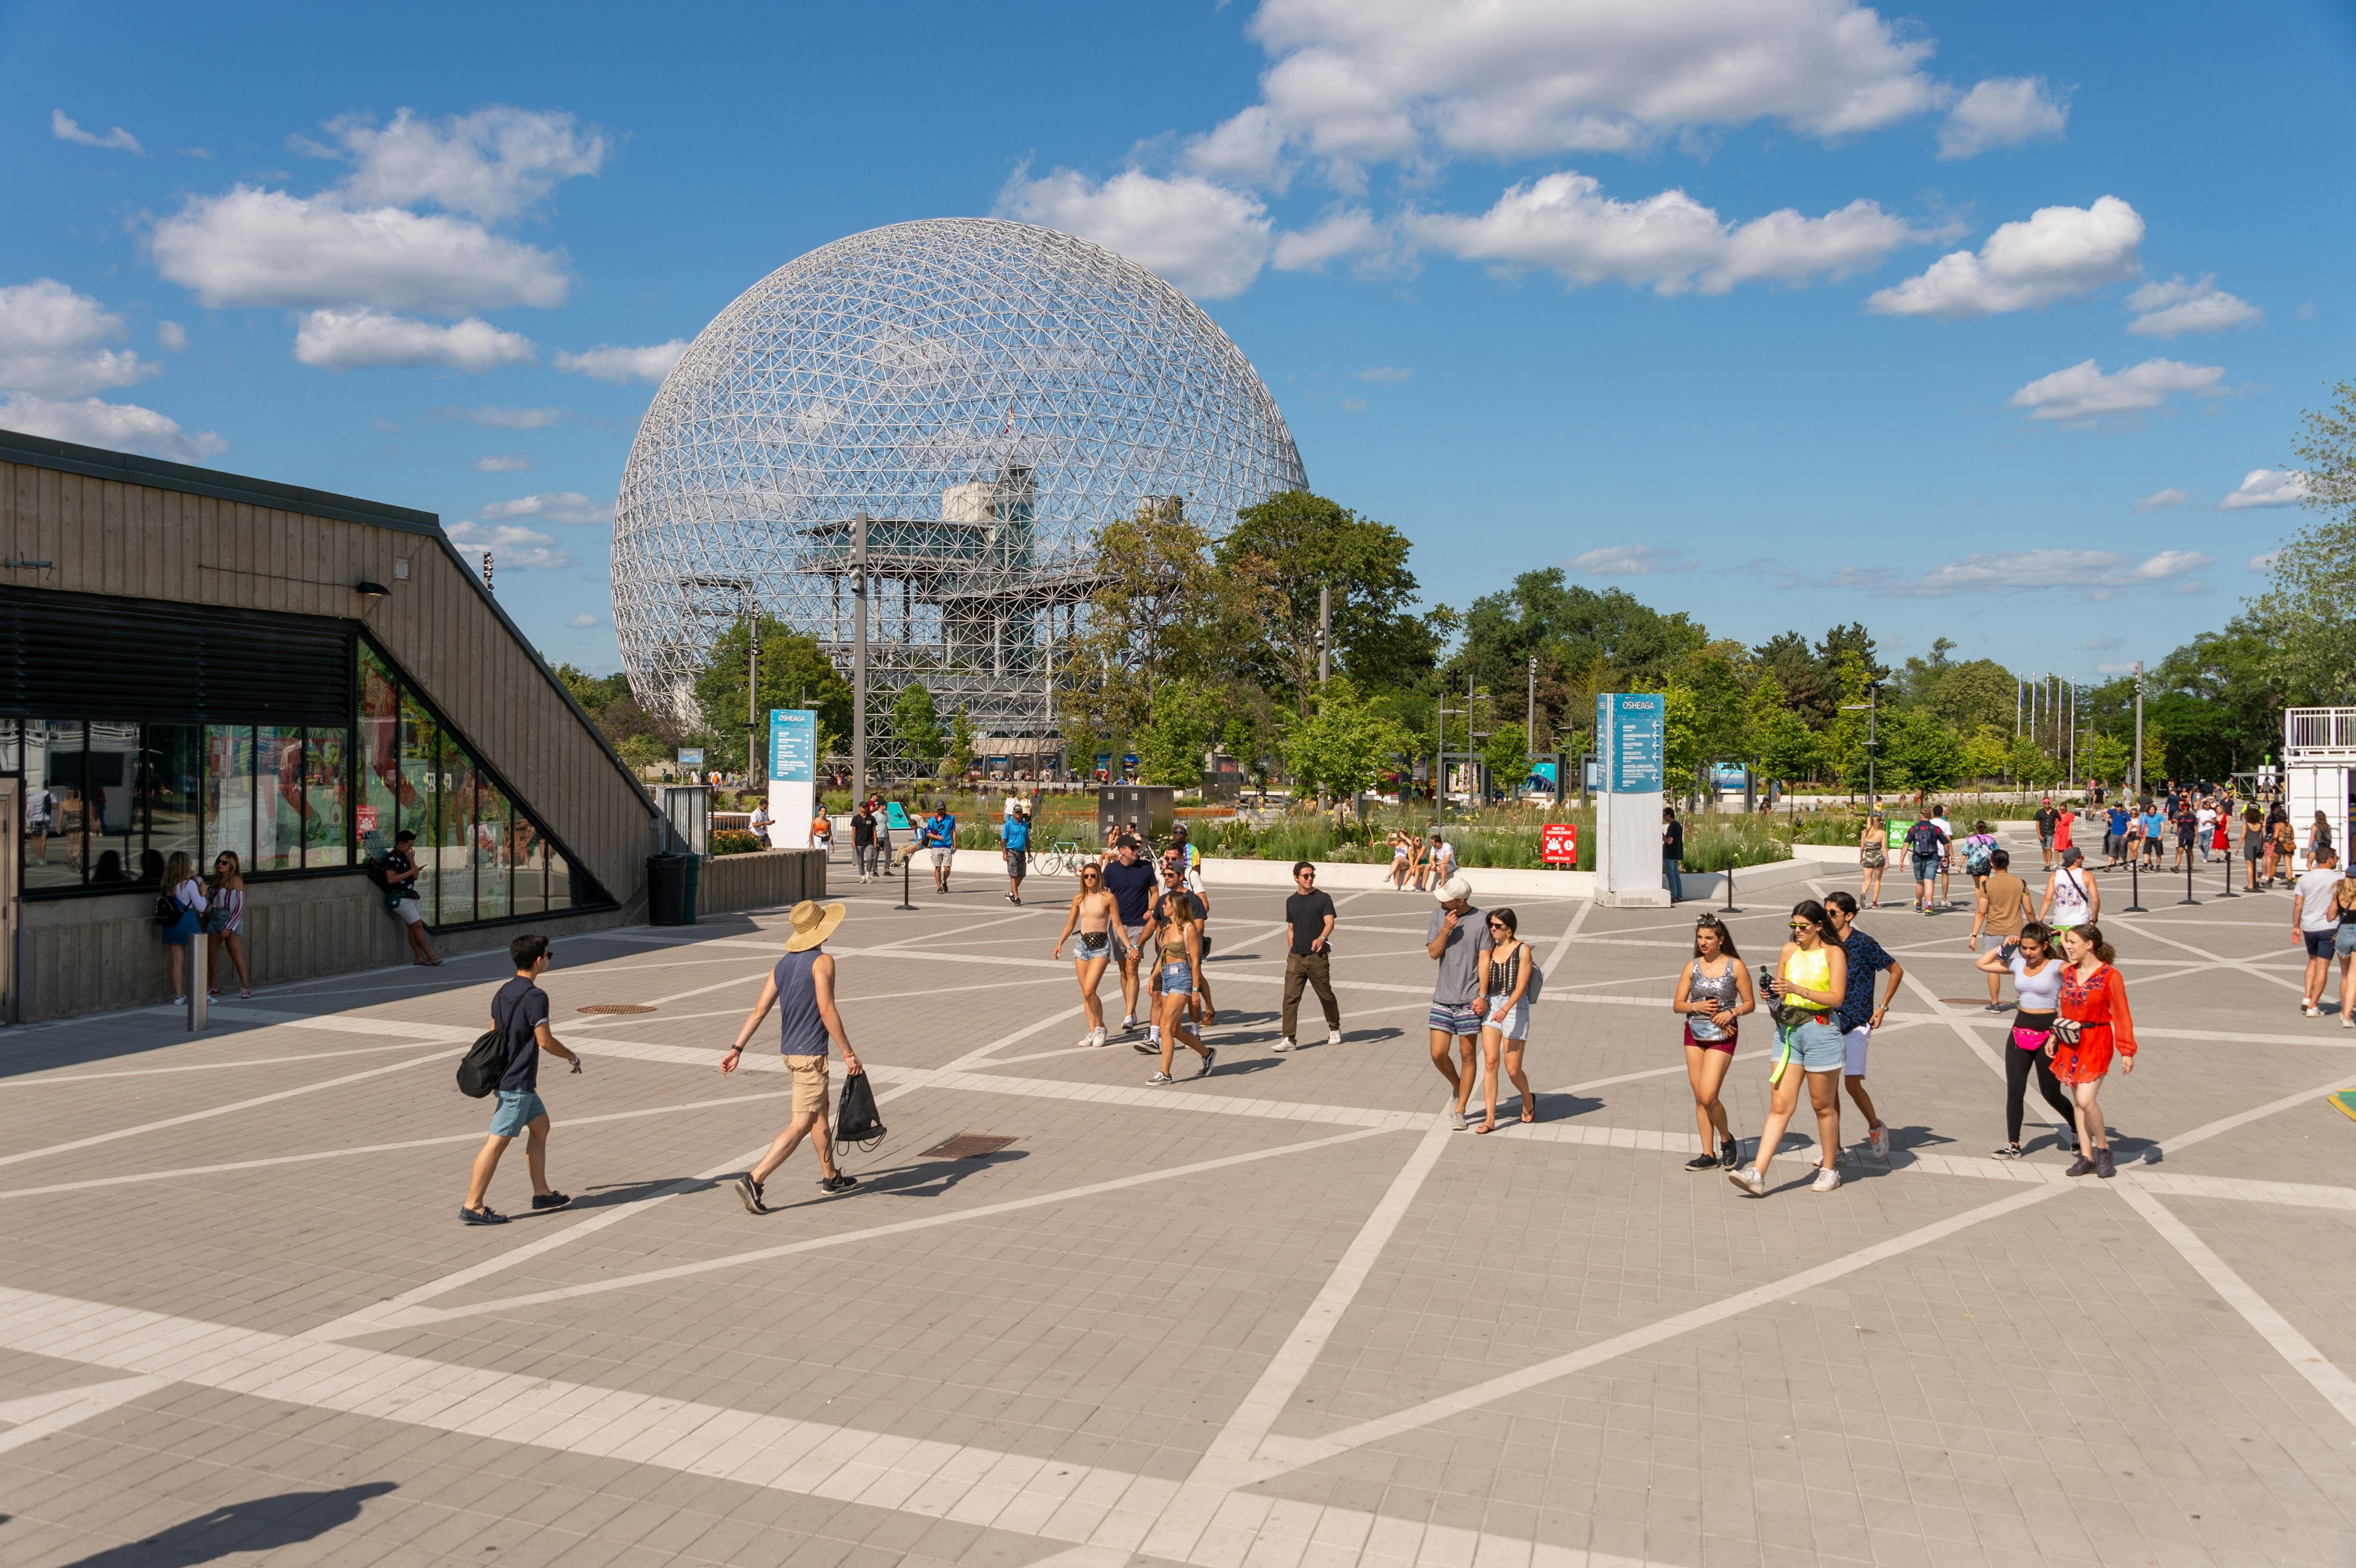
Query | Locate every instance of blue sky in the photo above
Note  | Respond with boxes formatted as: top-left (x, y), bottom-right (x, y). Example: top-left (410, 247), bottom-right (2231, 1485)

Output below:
top-left (4, 1), bottom-right (2352, 682)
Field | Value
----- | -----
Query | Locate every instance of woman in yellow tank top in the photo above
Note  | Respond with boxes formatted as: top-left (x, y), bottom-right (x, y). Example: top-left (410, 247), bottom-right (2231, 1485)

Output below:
top-left (1729, 899), bottom-right (1849, 1198)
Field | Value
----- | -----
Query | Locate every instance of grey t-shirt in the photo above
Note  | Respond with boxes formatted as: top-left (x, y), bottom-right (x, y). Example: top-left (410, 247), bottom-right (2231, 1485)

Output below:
top-left (1426, 905), bottom-right (1495, 1004)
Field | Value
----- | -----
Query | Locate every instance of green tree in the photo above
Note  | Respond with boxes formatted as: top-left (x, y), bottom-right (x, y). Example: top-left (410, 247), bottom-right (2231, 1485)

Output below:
top-left (2255, 381), bottom-right (2356, 701)
top-left (691, 617), bottom-right (853, 771)
top-left (893, 683), bottom-right (945, 775)
top-left (553, 662), bottom-right (680, 767)
top-left (1218, 491), bottom-right (1433, 711)
top-left (2081, 731), bottom-right (2129, 789)
top-left (1661, 683), bottom-right (1704, 797)
top-left (1480, 723), bottom-right (1530, 799)
top-left (1877, 709), bottom-right (1965, 794)
top-left (1135, 678), bottom-right (1225, 785)
top-left (945, 704), bottom-right (976, 780)
top-left (1283, 676), bottom-right (1410, 800)
top-left (1960, 724), bottom-right (2010, 784)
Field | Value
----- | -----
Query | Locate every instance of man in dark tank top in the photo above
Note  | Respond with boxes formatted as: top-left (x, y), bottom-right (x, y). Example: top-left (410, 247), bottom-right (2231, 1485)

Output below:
top-left (721, 898), bottom-right (863, 1213)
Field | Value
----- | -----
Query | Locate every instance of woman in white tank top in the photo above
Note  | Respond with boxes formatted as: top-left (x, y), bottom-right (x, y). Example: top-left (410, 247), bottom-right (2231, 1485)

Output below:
top-left (2041, 847), bottom-right (2098, 930)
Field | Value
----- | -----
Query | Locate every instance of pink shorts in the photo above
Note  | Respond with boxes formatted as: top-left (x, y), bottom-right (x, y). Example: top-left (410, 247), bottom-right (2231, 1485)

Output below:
top-left (1684, 1022), bottom-right (1736, 1055)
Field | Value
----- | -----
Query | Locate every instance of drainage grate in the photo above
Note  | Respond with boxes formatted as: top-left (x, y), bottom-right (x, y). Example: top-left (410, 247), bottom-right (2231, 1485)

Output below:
top-left (577, 1004), bottom-right (658, 1015)
top-left (920, 1134), bottom-right (1019, 1159)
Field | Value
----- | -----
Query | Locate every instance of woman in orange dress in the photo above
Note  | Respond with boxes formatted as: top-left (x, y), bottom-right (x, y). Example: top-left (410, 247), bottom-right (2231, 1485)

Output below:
top-left (2050, 922), bottom-right (2137, 1178)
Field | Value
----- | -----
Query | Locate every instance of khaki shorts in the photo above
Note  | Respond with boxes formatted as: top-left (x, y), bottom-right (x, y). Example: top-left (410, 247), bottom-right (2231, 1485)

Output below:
top-left (785, 1055), bottom-right (830, 1117)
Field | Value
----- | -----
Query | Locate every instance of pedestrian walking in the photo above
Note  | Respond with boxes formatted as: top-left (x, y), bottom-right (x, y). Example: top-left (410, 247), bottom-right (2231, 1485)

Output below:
top-left (2053, 801), bottom-right (2077, 867)
top-left (1276, 861), bottom-right (1342, 1051)
top-left (2274, 812), bottom-right (2298, 877)
top-left (1673, 912), bottom-right (1753, 1170)
top-left (850, 800), bottom-right (878, 882)
top-left (2052, 923), bottom-right (2138, 1178)
top-left (1144, 848), bottom-right (1215, 1041)
top-left (1930, 803), bottom-right (1957, 910)
top-left (2141, 802), bottom-right (2166, 871)
top-left (1101, 836), bottom-right (1158, 1038)
top-left (2035, 797), bottom-right (2058, 870)
top-left (2333, 865), bottom-right (2356, 1029)
top-left (721, 898), bottom-right (861, 1212)
top-left (2312, 811), bottom-right (2336, 867)
top-left (2295, 848), bottom-right (2344, 1016)
top-left (1471, 909), bottom-right (1536, 1133)
top-left (1903, 813), bottom-right (1947, 913)
top-left (1662, 807), bottom-right (1685, 903)
top-left (2195, 797), bottom-right (2217, 863)
top-left (1857, 813), bottom-right (1888, 908)
top-left (2173, 799), bottom-right (2198, 872)
top-left (1825, 891), bottom-right (1902, 1160)
top-left (1728, 900), bottom-right (1849, 1195)
top-left (2041, 847), bottom-right (2098, 932)
top-left (204, 850), bottom-right (253, 999)
top-left (2243, 805), bottom-right (2267, 891)
top-left (1144, 888), bottom-right (1213, 1084)
top-left (1425, 874), bottom-right (1493, 1130)
top-left (1976, 922), bottom-right (2081, 1158)
top-left (926, 802), bottom-right (957, 894)
top-left (1051, 863), bottom-right (1120, 1046)
top-left (1001, 801), bottom-right (1030, 904)
top-left (2103, 801), bottom-right (2130, 870)
top-left (1969, 848), bottom-right (2031, 1011)
top-left (810, 807), bottom-right (833, 861)
top-left (750, 800), bottom-right (774, 845)
top-left (158, 850), bottom-right (207, 1003)
top-left (1959, 819), bottom-right (1997, 896)
top-left (461, 934), bottom-right (580, 1224)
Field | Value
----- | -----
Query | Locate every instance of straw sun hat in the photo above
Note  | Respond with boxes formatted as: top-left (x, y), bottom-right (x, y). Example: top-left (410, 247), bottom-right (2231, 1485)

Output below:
top-left (782, 898), bottom-right (848, 951)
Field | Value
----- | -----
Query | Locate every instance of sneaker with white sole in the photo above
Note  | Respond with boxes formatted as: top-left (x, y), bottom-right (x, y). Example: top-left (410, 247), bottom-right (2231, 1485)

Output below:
top-left (2303, 1000), bottom-right (2322, 1017)
top-left (1326, 1029), bottom-right (1344, 1047)
top-left (1728, 1166), bottom-right (1766, 1197)
top-left (1811, 1165), bottom-right (1842, 1193)
top-left (1868, 1126), bottom-right (1890, 1160)
top-left (1272, 1037), bottom-right (1296, 1052)
top-left (1992, 1142), bottom-right (2026, 1159)
top-left (1147, 1071), bottom-right (1173, 1085)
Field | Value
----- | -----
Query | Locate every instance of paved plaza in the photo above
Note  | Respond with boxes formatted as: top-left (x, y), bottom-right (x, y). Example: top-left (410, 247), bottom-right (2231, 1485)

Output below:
top-left (3, 850), bottom-right (2355, 1568)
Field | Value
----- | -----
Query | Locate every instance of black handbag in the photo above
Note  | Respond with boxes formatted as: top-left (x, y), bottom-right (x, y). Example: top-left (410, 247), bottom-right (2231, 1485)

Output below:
top-left (836, 1068), bottom-right (885, 1148)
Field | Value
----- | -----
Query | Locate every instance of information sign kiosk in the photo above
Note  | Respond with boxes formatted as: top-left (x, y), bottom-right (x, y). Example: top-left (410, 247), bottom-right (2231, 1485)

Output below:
top-left (1594, 692), bottom-right (1669, 907)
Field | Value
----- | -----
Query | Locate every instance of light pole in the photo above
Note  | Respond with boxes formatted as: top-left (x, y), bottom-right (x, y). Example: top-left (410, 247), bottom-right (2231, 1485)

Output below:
top-left (683, 574), bottom-right (758, 777)
top-left (1317, 583), bottom-right (1331, 686)
top-left (851, 512), bottom-right (869, 809)
top-left (2131, 660), bottom-right (2144, 802)
top-left (1839, 685), bottom-right (1879, 808)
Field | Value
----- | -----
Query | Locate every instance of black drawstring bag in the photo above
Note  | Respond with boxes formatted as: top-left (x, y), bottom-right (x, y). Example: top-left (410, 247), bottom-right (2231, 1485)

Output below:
top-left (836, 1069), bottom-right (885, 1150)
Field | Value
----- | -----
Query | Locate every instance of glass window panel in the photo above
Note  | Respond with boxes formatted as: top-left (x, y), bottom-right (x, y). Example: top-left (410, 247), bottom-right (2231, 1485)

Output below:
top-left (512, 829), bottom-right (547, 917)
top-left (358, 645), bottom-right (400, 863)
top-left (144, 724), bottom-right (202, 883)
top-left (24, 720), bottom-right (82, 891)
top-left (85, 721), bottom-right (139, 886)
top-left (305, 729), bottom-right (350, 869)
top-left (475, 783), bottom-right (516, 922)
top-left (204, 726), bottom-right (255, 876)
top-left (547, 845), bottom-right (572, 910)
top-left (397, 692), bottom-right (440, 918)
top-left (436, 739), bottom-right (479, 926)
top-left (255, 727), bottom-right (305, 874)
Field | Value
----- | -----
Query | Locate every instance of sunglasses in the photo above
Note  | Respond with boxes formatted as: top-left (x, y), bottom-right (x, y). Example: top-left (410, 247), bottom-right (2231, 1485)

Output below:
top-left (1788, 920), bottom-right (1814, 930)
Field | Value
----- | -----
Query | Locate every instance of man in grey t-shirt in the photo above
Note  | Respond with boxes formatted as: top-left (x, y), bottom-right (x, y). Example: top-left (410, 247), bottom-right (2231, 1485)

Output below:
top-left (1425, 874), bottom-right (1493, 1129)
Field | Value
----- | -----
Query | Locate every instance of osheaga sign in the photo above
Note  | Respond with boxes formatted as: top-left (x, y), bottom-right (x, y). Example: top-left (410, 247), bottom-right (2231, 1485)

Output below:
top-left (1541, 823), bottom-right (1577, 866)
top-left (765, 709), bottom-right (817, 848)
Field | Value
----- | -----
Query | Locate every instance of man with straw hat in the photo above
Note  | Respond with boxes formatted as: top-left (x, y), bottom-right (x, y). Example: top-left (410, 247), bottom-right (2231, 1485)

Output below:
top-left (721, 897), bottom-right (862, 1213)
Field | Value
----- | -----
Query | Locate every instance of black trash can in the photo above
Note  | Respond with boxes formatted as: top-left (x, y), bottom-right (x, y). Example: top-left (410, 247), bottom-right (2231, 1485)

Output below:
top-left (680, 852), bottom-right (701, 925)
top-left (648, 853), bottom-right (693, 926)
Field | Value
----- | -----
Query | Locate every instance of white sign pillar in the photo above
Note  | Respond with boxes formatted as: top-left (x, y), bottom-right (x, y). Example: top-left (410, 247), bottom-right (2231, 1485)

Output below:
top-left (1593, 692), bottom-right (1669, 908)
top-left (767, 709), bottom-right (817, 848)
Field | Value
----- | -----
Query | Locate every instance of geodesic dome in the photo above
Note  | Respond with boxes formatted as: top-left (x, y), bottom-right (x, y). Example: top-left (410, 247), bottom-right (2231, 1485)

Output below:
top-left (612, 217), bottom-right (1307, 777)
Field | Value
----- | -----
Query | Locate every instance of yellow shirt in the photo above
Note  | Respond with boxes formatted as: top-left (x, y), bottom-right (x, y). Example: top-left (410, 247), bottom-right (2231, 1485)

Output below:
top-left (1781, 946), bottom-right (1833, 1012)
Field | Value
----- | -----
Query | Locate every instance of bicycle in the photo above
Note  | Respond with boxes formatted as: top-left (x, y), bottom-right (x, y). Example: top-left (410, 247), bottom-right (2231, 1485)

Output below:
top-left (1034, 839), bottom-right (1087, 878)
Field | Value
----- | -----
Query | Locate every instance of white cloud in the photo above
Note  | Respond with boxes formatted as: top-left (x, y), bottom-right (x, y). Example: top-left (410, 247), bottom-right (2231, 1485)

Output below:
top-left (0, 393), bottom-right (224, 463)
top-left (2126, 275), bottom-right (2262, 337)
top-left (1936, 76), bottom-right (2068, 158)
top-left (1569, 544), bottom-right (1693, 576)
top-left (480, 491), bottom-right (610, 525)
top-left (2095, 662), bottom-right (2139, 675)
top-left (1271, 209), bottom-right (1392, 273)
top-left (567, 613), bottom-right (602, 628)
top-left (156, 320), bottom-right (188, 352)
top-left (1867, 196), bottom-right (2142, 318)
top-left (2008, 357), bottom-right (2225, 425)
top-left (1842, 547), bottom-right (2211, 597)
top-left (446, 519), bottom-right (571, 570)
top-left (1357, 365), bottom-right (1411, 384)
top-left (321, 107), bottom-right (606, 223)
top-left (1340, 396), bottom-right (1367, 412)
top-left (554, 340), bottom-right (688, 384)
top-left (1184, 106), bottom-right (1290, 189)
top-left (2247, 551), bottom-right (2279, 572)
top-left (475, 454), bottom-right (532, 472)
top-left (460, 405), bottom-right (566, 428)
top-left (51, 109), bottom-right (141, 154)
top-left (997, 167), bottom-right (1272, 299)
top-left (0, 279), bottom-right (155, 398)
top-left (151, 186), bottom-right (571, 313)
top-left (2133, 488), bottom-right (2187, 513)
top-left (292, 307), bottom-right (536, 372)
top-left (1238, 0), bottom-right (1943, 169)
top-left (2220, 468), bottom-right (2310, 510)
top-left (1411, 172), bottom-right (1923, 295)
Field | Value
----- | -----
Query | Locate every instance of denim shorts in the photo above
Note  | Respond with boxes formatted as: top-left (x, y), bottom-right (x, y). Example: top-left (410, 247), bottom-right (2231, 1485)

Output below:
top-left (1780, 1015), bottom-right (1846, 1072)
top-left (2338, 926), bottom-right (2356, 959)
top-left (1482, 994), bottom-right (1529, 1040)
top-left (1911, 855), bottom-right (1938, 882)
top-left (1157, 961), bottom-right (1194, 996)
top-left (489, 1088), bottom-right (547, 1137)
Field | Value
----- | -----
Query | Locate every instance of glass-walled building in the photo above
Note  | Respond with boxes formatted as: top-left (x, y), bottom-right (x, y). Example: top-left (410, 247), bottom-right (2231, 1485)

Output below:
top-left (7, 632), bottom-right (602, 931)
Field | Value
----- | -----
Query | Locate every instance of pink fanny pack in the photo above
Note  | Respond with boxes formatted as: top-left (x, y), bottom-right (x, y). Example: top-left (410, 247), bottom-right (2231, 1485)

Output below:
top-left (2010, 1024), bottom-right (2050, 1052)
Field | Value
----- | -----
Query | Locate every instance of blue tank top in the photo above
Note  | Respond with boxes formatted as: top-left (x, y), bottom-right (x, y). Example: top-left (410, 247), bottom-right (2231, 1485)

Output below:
top-left (772, 949), bottom-right (830, 1057)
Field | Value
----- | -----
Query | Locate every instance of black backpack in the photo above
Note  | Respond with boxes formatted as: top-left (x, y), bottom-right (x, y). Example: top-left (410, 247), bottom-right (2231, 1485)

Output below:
top-left (152, 891), bottom-right (182, 927)
top-left (456, 991), bottom-right (518, 1098)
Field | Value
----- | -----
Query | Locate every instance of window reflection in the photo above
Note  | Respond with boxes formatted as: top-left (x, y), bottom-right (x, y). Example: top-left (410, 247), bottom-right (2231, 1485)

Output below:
top-left (143, 724), bottom-right (201, 882)
top-left (255, 726), bottom-right (304, 874)
top-left (436, 741), bottom-right (479, 926)
top-left (205, 725), bottom-right (255, 873)
top-left (306, 729), bottom-right (348, 869)
top-left (24, 720), bottom-right (83, 891)
top-left (358, 646), bottom-right (399, 863)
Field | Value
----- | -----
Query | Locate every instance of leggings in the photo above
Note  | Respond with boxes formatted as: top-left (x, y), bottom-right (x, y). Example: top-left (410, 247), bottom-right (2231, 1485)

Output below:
top-left (2006, 1026), bottom-right (2076, 1142)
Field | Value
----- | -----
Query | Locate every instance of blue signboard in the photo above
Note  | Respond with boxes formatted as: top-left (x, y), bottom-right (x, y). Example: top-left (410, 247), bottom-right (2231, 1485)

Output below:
top-left (677, 747), bottom-right (704, 769)
top-left (768, 709), bottom-right (815, 783)
top-left (1596, 693), bottom-right (1664, 793)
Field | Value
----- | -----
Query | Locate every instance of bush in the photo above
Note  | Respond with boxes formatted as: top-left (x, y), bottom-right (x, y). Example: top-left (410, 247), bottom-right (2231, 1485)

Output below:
top-left (710, 829), bottom-right (766, 856)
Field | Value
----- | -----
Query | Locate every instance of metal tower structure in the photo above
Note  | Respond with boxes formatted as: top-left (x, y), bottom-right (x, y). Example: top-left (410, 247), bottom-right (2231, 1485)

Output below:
top-left (612, 217), bottom-right (1307, 781)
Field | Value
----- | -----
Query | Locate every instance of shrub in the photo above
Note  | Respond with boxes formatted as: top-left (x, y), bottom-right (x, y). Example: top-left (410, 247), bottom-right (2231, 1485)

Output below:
top-left (710, 829), bottom-right (766, 856)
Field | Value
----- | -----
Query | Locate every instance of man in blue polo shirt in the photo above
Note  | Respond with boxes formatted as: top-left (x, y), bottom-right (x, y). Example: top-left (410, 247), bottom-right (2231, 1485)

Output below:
top-left (1002, 803), bottom-right (1030, 905)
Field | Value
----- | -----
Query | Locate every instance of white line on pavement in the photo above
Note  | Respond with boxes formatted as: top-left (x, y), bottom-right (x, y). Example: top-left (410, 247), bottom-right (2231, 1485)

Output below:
top-left (0, 1037), bottom-right (448, 1085)
top-left (0, 1374), bottom-right (172, 1455)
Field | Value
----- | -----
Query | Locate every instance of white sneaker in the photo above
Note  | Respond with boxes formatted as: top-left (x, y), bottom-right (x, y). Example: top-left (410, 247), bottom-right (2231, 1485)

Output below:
top-left (1147, 1071), bottom-right (1173, 1085)
top-left (1118, 1016), bottom-right (1136, 1033)
top-left (1811, 1165), bottom-right (1842, 1193)
top-left (1272, 1037), bottom-right (1296, 1051)
top-left (1326, 1029), bottom-right (1344, 1047)
top-left (1868, 1126), bottom-right (1889, 1160)
top-left (1728, 1166), bottom-right (1766, 1197)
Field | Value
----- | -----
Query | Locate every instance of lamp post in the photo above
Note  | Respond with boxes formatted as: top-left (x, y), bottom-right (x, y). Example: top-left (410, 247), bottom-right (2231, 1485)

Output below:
top-left (851, 512), bottom-right (870, 810)
top-left (1839, 685), bottom-right (1879, 808)
top-left (684, 575), bottom-right (758, 777)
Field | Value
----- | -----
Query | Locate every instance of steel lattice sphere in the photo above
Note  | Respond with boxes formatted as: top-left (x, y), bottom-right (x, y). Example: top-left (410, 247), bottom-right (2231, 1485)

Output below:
top-left (612, 217), bottom-right (1307, 771)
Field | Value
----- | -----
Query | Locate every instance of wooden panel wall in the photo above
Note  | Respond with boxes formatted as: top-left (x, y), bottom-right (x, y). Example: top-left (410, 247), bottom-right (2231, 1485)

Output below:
top-left (0, 458), bottom-right (653, 923)
top-left (696, 849), bottom-right (829, 917)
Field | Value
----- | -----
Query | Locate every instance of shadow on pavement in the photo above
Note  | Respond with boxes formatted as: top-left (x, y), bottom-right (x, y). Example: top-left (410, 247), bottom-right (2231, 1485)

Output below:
top-left (52, 1482), bottom-right (396, 1566)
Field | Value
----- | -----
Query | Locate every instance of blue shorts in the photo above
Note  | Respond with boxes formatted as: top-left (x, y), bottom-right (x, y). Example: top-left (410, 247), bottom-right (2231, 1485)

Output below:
top-left (1482, 994), bottom-right (1528, 1040)
top-left (1428, 1000), bottom-right (1483, 1037)
top-left (1779, 1015), bottom-right (1846, 1072)
top-left (1157, 961), bottom-right (1194, 996)
top-left (2304, 930), bottom-right (2338, 961)
top-left (1912, 855), bottom-right (1938, 882)
top-left (2338, 926), bottom-right (2356, 959)
top-left (490, 1088), bottom-right (547, 1137)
